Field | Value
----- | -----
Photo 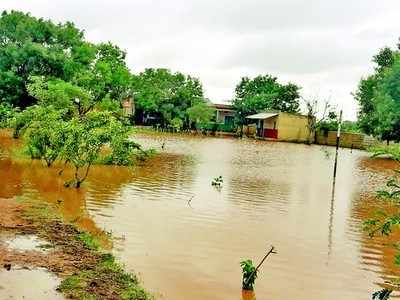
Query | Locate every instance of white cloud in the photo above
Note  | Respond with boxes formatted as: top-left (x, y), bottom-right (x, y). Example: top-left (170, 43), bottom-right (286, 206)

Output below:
top-left (1, 0), bottom-right (400, 120)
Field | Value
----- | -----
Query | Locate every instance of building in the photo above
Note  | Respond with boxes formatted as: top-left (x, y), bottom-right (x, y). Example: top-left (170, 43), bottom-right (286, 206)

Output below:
top-left (245, 111), bottom-right (311, 142)
top-left (211, 103), bottom-right (235, 125)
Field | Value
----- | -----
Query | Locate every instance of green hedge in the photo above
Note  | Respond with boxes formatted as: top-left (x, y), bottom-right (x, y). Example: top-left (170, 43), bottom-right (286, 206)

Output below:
top-left (197, 122), bottom-right (235, 132)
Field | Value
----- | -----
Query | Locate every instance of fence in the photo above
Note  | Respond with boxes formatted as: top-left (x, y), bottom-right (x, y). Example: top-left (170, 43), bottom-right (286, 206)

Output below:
top-left (315, 130), bottom-right (380, 149)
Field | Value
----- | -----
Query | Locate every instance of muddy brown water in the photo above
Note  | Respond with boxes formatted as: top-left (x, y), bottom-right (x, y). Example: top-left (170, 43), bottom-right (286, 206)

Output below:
top-left (0, 268), bottom-right (63, 300)
top-left (1, 132), bottom-right (400, 299)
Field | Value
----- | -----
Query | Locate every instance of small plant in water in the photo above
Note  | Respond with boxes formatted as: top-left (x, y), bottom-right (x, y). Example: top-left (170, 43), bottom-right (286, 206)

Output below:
top-left (372, 289), bottom-right (392, 300)
top-left (240, 246), bottom-right (276, 291)
top-left (211, 176), bottom-right (223, 186)
top-left (240, 259), bottom-right (257, 291)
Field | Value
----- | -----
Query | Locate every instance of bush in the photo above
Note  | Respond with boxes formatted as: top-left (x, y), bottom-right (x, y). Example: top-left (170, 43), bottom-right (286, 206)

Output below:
top-left (197, 122), bottom-right (235, 133)
top-left (170, 117), bottom-right (183, 131)
top-left (0, 103), bottom-right (17, 128)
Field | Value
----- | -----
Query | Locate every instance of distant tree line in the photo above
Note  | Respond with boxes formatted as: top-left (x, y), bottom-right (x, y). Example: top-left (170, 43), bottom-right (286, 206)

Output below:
top-left (1, 10), bottom-right (374, 139)
top-left (0, 10), bottom-right (306, 133)
top-left (0, 10), bottom-right (216, 131)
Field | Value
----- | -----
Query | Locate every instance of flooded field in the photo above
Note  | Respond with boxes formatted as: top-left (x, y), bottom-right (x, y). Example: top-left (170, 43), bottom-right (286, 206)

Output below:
top-left (1, 132), bottom-right (400, 299)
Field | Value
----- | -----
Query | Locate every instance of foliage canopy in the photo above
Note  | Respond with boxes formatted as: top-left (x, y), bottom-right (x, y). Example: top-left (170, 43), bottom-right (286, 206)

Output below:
top-left (355, 43), bottom-right (400, 142)
top-left (0, 10), bottom-right (132, 109)
top-left (232, 75), bottom-right (301, 126)
top-left (132, 68), bottom-right (206, 128)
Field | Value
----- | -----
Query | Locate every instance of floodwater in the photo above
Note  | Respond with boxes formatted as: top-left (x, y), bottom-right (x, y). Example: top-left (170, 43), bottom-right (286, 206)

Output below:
top-left (0, 267), bottom-right (63, 300)
top-left (1, 131), bottom-right (400, 299)
top-left (1, 234), bottom-right (51, 252)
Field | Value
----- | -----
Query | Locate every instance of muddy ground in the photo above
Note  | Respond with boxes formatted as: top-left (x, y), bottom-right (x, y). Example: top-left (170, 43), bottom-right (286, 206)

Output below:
top-left (0, 198), bottom-right (151, 300)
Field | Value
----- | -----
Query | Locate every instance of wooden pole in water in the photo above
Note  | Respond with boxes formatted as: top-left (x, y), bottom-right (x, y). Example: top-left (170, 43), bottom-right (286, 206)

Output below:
top-left (244, 246), bottom-right (277, 287)
top-left (254, 246), bottom-right (276, 271)
top-left (333, 110), bottom-right (343, 180)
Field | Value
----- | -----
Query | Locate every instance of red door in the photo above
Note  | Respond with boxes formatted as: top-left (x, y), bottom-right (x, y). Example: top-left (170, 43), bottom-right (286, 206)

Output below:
top-left (264, 129), bottom-right (278, 139)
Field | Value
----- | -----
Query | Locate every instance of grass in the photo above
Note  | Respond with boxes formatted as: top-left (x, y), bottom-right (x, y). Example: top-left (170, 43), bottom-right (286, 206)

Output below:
top-left (58, 252), bottom-right (153, 300)
top-left (16, 196), bottom-right (153, 300)
top-left (76, 232), bottom-right (100, 251)
top-left (369, 144), bottom-right (400, 162)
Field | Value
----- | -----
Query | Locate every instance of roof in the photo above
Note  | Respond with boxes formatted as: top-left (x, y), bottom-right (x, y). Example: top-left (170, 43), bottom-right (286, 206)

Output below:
top-left (246, 112), bottom-right (279, 120)
top-left (209, 103), bottom-right (234, 110)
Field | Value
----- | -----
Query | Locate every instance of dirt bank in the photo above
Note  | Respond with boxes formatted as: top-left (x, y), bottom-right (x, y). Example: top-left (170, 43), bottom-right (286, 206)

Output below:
top-left (0, 198), bottom-right (152, 300)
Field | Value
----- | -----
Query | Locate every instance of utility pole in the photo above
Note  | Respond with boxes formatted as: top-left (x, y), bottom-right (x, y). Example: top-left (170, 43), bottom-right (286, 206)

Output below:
top-left (328, 110), bottom-right (342, 258)
top-left (333, 110), bottom-right (342, 180)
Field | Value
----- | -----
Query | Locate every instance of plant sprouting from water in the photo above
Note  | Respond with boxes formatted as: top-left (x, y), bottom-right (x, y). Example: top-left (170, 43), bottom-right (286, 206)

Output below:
top-left (375, 171), bottom-right (400, 200)
top-left (372, 289), bottom-right (392, 300)
top-left (240, 259), bottom-right (257, 291)
top-left (240, 246), bottom-right (277, 291)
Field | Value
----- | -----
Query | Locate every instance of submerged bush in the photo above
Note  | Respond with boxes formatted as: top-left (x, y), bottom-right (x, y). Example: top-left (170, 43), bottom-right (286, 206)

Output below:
top-left (14, 105), bottom-right (143, 188)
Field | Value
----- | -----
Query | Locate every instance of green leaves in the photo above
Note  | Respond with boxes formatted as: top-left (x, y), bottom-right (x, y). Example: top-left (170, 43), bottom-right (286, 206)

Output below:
top-left (364, 171), bottom-right (400, 238)
top-left (355, 43), bottom-right (400, 142)
top-left (371, 146), bottom-right (400, 162)
top-left (240, 259), bottom-right (258, 291)
top-left (0, 102), bottom-right (17, 128)
top-left (0, 10), bottom-right (131, 109)
top-left (27, 76), bottom-right (92, 115)
top-left (187, 102), bottom-right (215, 126)
top-left (232, 74), bottom-right (301, 125)
top-left (372, 289), bottom-right (392, 300)
top-left (132, 68), bottom-right (205, 128)
top-left (14, 104), bottom-right (140, 187)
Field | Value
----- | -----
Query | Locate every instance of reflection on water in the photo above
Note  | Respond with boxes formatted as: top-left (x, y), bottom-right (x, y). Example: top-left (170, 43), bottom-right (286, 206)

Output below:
top-left (242, 290), bottom-right (256, 300)
top-left (2, 132), bottom-right (400, 299)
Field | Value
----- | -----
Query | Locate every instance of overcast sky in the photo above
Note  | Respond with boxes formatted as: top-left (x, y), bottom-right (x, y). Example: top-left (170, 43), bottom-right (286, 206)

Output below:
top-left (2, 0), bottom-right (400, 120)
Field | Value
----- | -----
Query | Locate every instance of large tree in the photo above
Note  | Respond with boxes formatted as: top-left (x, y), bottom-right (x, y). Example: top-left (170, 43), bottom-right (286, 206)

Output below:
top-left (355, 45), bottom-right (400, 139)
top-left (232, 75), bottom-right (301, 127)
top-left (0, 10), bottom-right (132, 109)
top-left (132, 68), bottom-right (205, 128)
top-left (373, 57), bottom-right (400, 142)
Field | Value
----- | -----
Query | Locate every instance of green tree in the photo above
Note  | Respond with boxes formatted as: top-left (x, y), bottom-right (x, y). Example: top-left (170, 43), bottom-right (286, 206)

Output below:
top-left (27, 76), bottom-right (92, 116)
top-left (0, 10), bottom-right (83, 107)
top-left (373, 47), bottom-right (395, 73)
top-left (355, 44), bottom-right (400, 138)
top-left (0, 11), bottom-right (132, 109)
top-left (14, 105), bottom-right (140, 187)
top-left (60, 111), bottom-right (139, 188)
top-left (132, 68), bottom-right (204, 128)
top-left (24, 107), bottom-right (67, 166)
top-left (232, 75), bottom-right (301, 128)
top-left (187, 102), bottom-right (215, 128)
top-left (373, 57), bottom-right (400, 142)
top-left (354, 75), bottom-right (379, 135)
